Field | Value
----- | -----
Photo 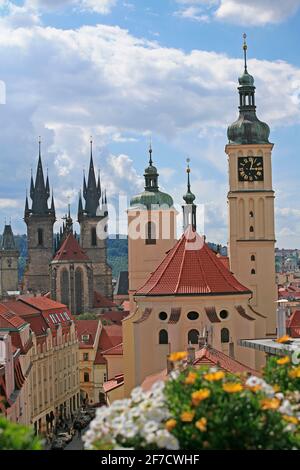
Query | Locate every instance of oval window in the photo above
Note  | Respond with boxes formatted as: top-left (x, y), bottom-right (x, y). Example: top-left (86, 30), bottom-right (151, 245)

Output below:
top-left (219, 310), bottom-right (229, 320)
top-left (159, 311), bottom-right (168, 321)
top-left (187, 311), bottom-right (199, 321)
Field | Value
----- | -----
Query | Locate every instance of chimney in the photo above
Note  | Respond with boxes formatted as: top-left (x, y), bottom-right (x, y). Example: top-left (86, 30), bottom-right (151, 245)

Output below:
top-left (167, 354), bottom-right (174, 374)
top-left (187, 344), bottom-right (195, 364)
top-left (276, 299), bottom-right (288, 338)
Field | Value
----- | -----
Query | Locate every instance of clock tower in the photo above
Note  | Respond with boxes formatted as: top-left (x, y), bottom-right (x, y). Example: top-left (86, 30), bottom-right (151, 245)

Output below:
top-left (226, 35), bottom-right (277, 336)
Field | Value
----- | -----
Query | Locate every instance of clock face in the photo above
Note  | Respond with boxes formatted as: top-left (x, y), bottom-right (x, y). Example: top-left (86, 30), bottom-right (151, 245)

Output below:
top-left (238, 156), bottom-right (264, 182)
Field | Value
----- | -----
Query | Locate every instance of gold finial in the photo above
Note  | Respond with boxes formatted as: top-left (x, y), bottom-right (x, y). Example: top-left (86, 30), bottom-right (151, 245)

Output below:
top-left (243, 33), bottom-right (248, 72)
top-left (186, 157), bottom-right (191, 173)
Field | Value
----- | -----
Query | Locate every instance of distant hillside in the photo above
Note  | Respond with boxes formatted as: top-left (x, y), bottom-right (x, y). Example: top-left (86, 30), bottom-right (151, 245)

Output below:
top-left (1, 234), bottom-right (225, 282)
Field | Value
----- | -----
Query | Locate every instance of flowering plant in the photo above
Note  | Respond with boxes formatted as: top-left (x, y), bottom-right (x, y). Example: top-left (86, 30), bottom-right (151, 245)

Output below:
top-left (84, 354), bottom-right (300, 450)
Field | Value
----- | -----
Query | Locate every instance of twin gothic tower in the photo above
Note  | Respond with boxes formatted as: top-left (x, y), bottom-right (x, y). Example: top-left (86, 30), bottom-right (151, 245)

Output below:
top-left (23, 139), bottom-right (112, 307)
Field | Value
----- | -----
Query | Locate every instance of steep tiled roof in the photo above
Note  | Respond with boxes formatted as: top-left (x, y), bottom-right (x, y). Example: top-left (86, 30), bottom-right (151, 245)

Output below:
top-left (100, 310), bottom-right (129, 325)
top-left (53, 233), bottom-right (89, 262)
top-left (193, 345), bottom-right (258, 375)
top-left (0, 306), bottom-right (27, 329)
top-left (136, 227), bottom-right (251, 297)
top-left (94, 325), bottom-right (122, 365)
top-left (1, 300), bottom-right (39, 317)
top-left (114, 271), bottom-right (129, 296)
top-left (93, 291), bottom-right (117, 309)
top-left (75, 320), bottom-right (100, 348)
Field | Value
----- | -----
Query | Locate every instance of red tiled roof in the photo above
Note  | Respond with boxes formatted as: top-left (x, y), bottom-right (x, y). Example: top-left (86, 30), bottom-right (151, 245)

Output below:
top-left (287, 310), bottom-right (300, 338)
top-left (216, 255), bottom-right (230, 270)
top-left (193, 346), bottom-right (258, 375)
top-left (1, 300), bottom-right (39, 317)
top-left (53, 233), bottom-right (89, 262)
top-left (136, 227), bottom-right (251, 297)
top-left (19, 296), bottom-right (67, 311)
top-left (75, 320), bottom-right (101, 348)
top-left (94, 325), bottom-right (123, 365)
top-left (100, 310), bottom-right (129, 325)
top-left (0, 307), bottom-right (27, 329)
top-left (102, 343), bottom-right (123, 355)
top-left (93, 291), bottom-right (117, 309)
top-left (103, 374), bottom-right (124, 393)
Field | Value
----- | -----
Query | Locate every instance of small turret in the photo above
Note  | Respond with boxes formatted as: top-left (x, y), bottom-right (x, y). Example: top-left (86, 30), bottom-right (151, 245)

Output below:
top-left (182, 159), bottom-right (197, 231)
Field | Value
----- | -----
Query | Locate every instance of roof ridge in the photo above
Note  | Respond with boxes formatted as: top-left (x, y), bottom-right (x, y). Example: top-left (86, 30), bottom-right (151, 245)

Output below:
top-left (195, 243), bottom-right (210, 293)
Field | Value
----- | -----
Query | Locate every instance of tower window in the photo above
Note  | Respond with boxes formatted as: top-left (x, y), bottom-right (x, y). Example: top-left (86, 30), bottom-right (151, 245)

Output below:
top-left (159, 329), bottom-right (168, 345)
top-left (188, 329), bottom-right (199, 345)
top-left (146, 221), bottom-right (156, 245)
top-left (251, 255), bottom-right (255, 261)
top-left (249, 211), bottom-right (254, 218)
top-left (38, 228), bottom-right (44, 246)
top-left (251, 268), bottom-right (256, 275)
top-left (221, 328), bottom-right (230, 343)
top-left (91, 227), bottom-right (97, 246)
top-left (249, 226), bottom-right (254, 233)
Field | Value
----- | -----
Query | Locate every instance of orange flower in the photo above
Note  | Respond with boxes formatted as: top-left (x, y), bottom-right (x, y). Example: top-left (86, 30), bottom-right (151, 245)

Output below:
top-left (222, 382), bottom-right (243, 393)
top-left (191, 388), bottom-right (211, 406)
top-left (180, 411), bottom-right (195, 422)
top-left (276, 335), bottom-right (291, 344)
top-left (273, 385), bottom-right (280, 393)
top-left (169, 352), bottom-right (188, 362)
top-left (276, 356), bottom-right (290, 365)
top-left (165, 419), bottom-right (177, 431)
top-left (260, 398), bottom-right (280, 410)
top-left (204, 371), bottom-right (225, 382)
top-left (283, 415), bottom-right (298, 425)
top-left (248, 384), bottom-right (262, 393)
top-left (289, 367), bottom-right (300, 379)
top-left (185, 371), bottom-right (198, 385)
top-left (195, 417), bottom-right (207, 432)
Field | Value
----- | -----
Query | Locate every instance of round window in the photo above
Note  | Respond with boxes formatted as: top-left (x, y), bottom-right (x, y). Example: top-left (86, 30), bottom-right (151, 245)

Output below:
top-left (219, 310), bottom-right (229, 320)
top-left (159, 311), bottom-right (168, 321)
top-left (187, 311), bottom-right (199, 321)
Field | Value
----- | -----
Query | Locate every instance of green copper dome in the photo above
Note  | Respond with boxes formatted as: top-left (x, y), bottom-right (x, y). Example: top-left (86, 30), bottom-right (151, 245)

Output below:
top-left (130, 145), bottom-right (173, 209)
top-left (227, 34), bottom-right (271, 146)
top-left (130, 190), bottom-right (173, 209)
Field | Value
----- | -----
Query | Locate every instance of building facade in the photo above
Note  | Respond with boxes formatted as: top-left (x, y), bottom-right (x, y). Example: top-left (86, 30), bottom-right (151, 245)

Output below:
top-left (0, 224), bottom-right (19, 297)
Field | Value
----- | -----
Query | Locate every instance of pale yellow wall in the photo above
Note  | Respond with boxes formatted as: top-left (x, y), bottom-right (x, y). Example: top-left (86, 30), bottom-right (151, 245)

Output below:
top-left (127, 208), bottom-right (177, 294)
top-left (226, 144), bottom-right (277, 336)
top-left (123, 294), bottom-right (257, 396)
top-left (106, 384), bottom-right (124, 405)
top-left (104, 354), bottom-right (123, 380)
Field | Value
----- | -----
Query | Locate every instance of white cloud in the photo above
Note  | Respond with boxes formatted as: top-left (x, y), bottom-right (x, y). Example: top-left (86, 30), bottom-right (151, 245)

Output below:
top-left (24, 0), bottom-right (117, 15)
top-left (174, 0), bottom-right (300, 25)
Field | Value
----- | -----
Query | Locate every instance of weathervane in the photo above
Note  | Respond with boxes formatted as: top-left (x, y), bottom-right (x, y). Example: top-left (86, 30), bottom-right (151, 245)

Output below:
top-left (243, 32), bottom-right (248, 73)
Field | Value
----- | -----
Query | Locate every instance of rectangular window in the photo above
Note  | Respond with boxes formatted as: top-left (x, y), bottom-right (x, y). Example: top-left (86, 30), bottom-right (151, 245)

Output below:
top-left (83, 353), bottom-right (89, 361)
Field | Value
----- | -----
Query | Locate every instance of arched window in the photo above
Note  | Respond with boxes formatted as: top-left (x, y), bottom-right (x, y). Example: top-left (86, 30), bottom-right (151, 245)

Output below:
top-left (187, 311), bottom-right (199, 321)
top-left (159, 329), bottom-right (168, 344)
top-left (146, 221), bottom-right (156, 245)
top-left (91, 227), bottom-right (97, 247)
top-left (251, 255), bottom-right (255, 261)
top-left (251, 268), bottom-right (256, 275)
top-left (60, 270), bottom-right (69, 307)
top-left (250, 226), bottom-right (254, 233)
top-left (159, 312), bottom-right (168, 321)
top-left (249, 211), bottom-right (254, 218)
top-left (38, 228), bottom-right (44, 246)
top-left (188, 329), bottom-right (199, 345)
top-left (84, 372), bottom-right (89, 383)
top-left (221, 328), bottom-right (230, 343)
top-left (75, 268), bottom-right (84, 314)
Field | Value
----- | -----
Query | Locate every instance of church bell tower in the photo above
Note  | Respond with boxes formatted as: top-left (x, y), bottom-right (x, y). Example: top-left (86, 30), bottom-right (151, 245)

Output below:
top-left (226, 35), bottom-right (277, 336)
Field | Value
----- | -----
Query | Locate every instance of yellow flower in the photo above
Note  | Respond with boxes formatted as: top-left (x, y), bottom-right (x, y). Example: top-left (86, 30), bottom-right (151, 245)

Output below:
top-left (185, 371), bottom-right (198, 385)
top-left (273, 384), bottom-right (280, 393)
top-left (283, 415), bottom-right (298, 425)
top-left (248, 384), bottom-right (262, 393)
top-left (276, 335), bottom-right (291, 344)
top-left (260, 398), bottom-right (280, 410)
top-left (222, 382), bottom-right (243, 393)
top-left (195, 417), bottom-right (207, 432)
top-left (180, 411), bottom-right (195, 422)
top-left (165, 419), bottom-right (177, 431)
top-left (204, 371), bottom-right (225, 382)
top-left (277, 356), bottom-right (290, 365)
top-left (191, 388), bottom-right (211, 406)
top-left (169, 351), bottom-right (188, 362)
top-left (289, 367), bottom-right (300, 379)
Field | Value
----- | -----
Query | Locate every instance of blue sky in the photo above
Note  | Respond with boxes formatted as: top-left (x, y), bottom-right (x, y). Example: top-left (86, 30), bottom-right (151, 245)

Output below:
top-left (0, 0), bottom-right (300, 248)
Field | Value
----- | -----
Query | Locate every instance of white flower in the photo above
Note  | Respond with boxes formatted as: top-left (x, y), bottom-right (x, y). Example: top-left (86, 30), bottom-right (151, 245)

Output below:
top-left (279, 400), bottom-right (293, 416)
top-left (275, 393), bottom-right (284, 401)
top-left (246, 376), bottom-right (262, 388)
top-left (131, 386), bottom-right (145, 403)
top-left (169, 370), bottom-right (180, 380)
top-left (151, 381), bottom-right (165, 394)
top-left (142, 420), bottom-right (160, 435)
top-left (155, 430), bottom-right (180, 450)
